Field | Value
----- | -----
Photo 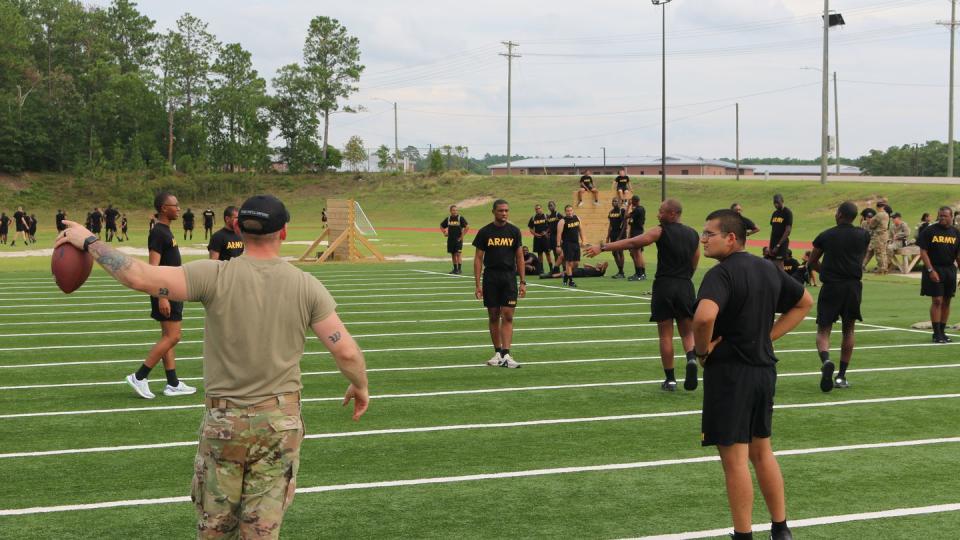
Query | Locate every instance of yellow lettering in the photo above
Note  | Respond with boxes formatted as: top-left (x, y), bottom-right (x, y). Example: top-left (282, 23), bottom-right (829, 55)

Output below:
top-left (487, 237), bottom-right (515, 247)
top-left (932, 235), bottom-right (957, 245)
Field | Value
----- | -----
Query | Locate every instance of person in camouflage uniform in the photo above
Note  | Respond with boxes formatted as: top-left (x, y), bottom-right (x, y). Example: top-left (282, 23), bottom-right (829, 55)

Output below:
top-left (55, 195), bottom-right (370, 539)
top-left (867, 200), bottom-right (891, 274)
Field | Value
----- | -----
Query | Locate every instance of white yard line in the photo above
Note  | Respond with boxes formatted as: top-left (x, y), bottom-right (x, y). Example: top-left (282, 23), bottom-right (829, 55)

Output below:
top-left (413, 269), bottom-right (653, 300)
top-left (627, 503), bottom-right (960, 540)
top-left (2, 437), bottom-right (957, 516)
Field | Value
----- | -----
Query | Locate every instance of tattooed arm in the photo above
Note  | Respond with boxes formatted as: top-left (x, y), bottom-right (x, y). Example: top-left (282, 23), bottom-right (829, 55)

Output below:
top-left (55, 220), bottom-right (188, 301)
top-left (311, 312), bottom-right (369, 420)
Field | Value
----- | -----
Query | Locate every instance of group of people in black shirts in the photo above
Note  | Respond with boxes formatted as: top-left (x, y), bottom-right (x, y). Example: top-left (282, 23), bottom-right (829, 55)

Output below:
top-left (81, 206), bottom-right (129, 243)
top-left (0, 206), bottom-right (37, 246)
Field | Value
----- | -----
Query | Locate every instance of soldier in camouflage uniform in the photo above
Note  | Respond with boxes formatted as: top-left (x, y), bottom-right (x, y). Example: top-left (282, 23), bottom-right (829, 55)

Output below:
top-left (867, 201), bottom-right (891, 274)
top-left (55, 195), bottom-right (370, 539)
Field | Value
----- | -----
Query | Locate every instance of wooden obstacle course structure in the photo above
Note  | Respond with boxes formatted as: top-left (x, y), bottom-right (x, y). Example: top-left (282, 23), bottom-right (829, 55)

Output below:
top-left (297, 199), bottom-right (385, 263)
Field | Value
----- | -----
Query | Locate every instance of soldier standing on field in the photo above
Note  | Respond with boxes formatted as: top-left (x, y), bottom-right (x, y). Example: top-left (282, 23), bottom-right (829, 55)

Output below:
top-left (867, 200), bottom-right (890, 274)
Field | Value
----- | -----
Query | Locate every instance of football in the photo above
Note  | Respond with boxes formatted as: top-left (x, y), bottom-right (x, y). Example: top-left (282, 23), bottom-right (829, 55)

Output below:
top-left (52, 243), bottom-right (94, 294)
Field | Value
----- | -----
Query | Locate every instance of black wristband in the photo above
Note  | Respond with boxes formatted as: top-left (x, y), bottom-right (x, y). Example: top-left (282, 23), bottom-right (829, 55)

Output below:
top-left (82, 235), bottom-right (99, 252)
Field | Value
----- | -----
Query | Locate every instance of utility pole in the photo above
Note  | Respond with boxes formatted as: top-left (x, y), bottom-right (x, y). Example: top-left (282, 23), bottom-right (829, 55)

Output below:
top-left (602, 147), bottom-right (606, 169)
top-left (500, 41), bottom-right (520, 176)
top-left (393, 101), bottom-right (399, 171)
top-left (736, 102), bottom-right (740, 181)
top-left (652, 0), bottom-right (673, 201)
top-left (820, 0), bottom-right (830, 185)
top-left (939, 1), bottom-right (958, 177)
top-left (834, 72), bottom-right (840, 174)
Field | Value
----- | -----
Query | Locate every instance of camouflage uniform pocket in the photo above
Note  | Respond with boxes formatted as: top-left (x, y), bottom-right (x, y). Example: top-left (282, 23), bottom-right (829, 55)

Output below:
top-left (202, 418), bottom-right (234, 440)
top-left (266, 414), bottom-right (302, 512)
top-left (190, 454), bottom-right (204, 511)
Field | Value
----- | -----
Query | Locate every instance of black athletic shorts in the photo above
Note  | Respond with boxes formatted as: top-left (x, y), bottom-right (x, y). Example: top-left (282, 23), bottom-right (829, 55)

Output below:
top-left (105, 223), bottom-right (117, 231)
top-left (562, 241), bottom-right (580, 262)
top-left (446, 237), bottom-right (463, 254)
top-left (91, 224), bottom-right (101, 234)
top-left (150, 296), bottom-right (184, 322)
top-left (767, 240), bottom-right (789, 261)
top-left (701, 361), bottom-right (776, 447)
top-left (533, 235), bottom-right (551, 254)
top-left (649, 277), bottom-right (695, 322)
top-left (816, 280), bottom-right (863, 326)
top-left (921, 266), bottom-right (958, 298)
top-left (629, 227), bottom-right (644, 251)
top-left (482, 271), bottom-right (518, 308)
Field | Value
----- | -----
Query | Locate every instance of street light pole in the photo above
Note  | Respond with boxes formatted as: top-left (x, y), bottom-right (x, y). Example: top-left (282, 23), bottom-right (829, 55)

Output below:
top-left (821, 0), bottom-right (830, 185)
top-left (602, 146), bottom-right (606, 169)
top-left (652, 0), bottom-right (672, 201)
top-left (834, 72), bottom-right (840, 174)
top-left (393, 101), bottom-right (399, 171)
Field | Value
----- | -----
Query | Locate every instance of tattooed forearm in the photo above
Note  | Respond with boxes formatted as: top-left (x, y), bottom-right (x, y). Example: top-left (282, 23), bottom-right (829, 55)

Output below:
top-left (89, 243), bottom-right (135, 285)
top-left (328, 331), bottom-right (342, 344)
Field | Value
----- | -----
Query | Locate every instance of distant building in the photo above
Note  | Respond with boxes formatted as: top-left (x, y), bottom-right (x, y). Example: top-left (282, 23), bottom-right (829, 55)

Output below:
top-left (488, 155), bottom-right (753, 176)
top-left (750, 164), bottom-right (863, 176)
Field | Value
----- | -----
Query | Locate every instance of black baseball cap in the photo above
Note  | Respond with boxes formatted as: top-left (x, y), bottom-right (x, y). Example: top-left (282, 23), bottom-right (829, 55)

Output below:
top-left (238, 195), bottom-right (290, 234)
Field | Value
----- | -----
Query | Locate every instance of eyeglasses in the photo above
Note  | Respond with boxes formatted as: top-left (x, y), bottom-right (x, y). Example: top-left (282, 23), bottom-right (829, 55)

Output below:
top-left (162, 204), bottom-right (180, 208)
top-left (700, 231), bottom-right (720, 239)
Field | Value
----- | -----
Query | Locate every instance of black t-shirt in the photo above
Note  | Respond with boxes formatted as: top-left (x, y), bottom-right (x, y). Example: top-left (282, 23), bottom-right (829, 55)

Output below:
top-left (1, 215), bottom-right (10, 229)
top-left (528, 213), bottom-right (549, 235)
top-left (472, 222), bottom-right (522, 272)
top-left (203, 210), bottom-right (216, 227)
top-left (441, 215), bottom-right (467, 239)
top-left (104, 208), bottom-right (119, 226)
top-left (182, 211), bottom-right (195, 228)
top-left (782, 257), bottom-right (799, 275)
top-left (28, 216), bottom-right (36, 233)
top-left (147, 223), bottom-right (182, 267)
top-left (629, 206), bottom-right (646, 232)
top-left (769, 207), bottom-right (793, 245)
top-left (121, 217), bottom-right (128, 230)
top-left (615, 175), bottom-right (630, 190)
top-left (546, 211), bottom-right (562, 238)
top-left (560, 215), bottom-right (582, 244)
top-left (741, 215), bottom-right (757, 232)
top-left (523, 252), bottom-right (542, 274)
top-left (580, 175), bottom-right (594, 189)
top-left (812, 223), bottom-right (871, 282)
top-left (697, 251), bottom-right (805, 367)
top-left (90, 212), bottom-right (102, 227)
top-left (918, 223), bottom-right (960, 267)
top-left (655, 221), bottom-right (699, 280)
top-left (607, 208), bottom-right (626, 238)
top-left (208, 228), bottom-right (245, 261)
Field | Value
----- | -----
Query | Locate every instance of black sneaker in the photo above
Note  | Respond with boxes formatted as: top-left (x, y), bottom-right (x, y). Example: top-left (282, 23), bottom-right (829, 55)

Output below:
top-left (944, 334), bottom-right (954, 343)
top-left (820, 360), bottom-right (835, 392)
top-left (611, 272), bottom-right (625, 279)
top-left (638, 272), bottom-right (647, 281)
top-left (627, 273), bottom-right (641, 281)
top-left (933, 333), bottom-right (945, 344)
top-left (449, 268), bottom-right (457, 274)
top-left (834, 377), bottom-right (850, 389)
top-left (770, 526), bottom-right (794, 540)
top-left (661, 380), bottom-right (677, 392)
top-left (568, 280), bottom-right (578, 288)
top-left (684, 359), bottom-right (699, 391)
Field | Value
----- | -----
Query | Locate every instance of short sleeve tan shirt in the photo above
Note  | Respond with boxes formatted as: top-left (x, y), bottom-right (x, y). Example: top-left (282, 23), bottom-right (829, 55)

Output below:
top-left (183, 256), bottom-right (336, 406)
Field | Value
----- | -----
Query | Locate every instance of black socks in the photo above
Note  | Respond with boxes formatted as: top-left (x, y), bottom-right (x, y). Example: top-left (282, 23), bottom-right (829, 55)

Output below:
top-left (838, 361), bottom-right (849, 378)
top-left (501, 348), bottom-right (510, 356)
top-left (134, 364), bottom-right (152, 381)
top-left (732, 531), bottom-right (753, 539)
top-left (165, 369), bottom-right (179, 387)
top-left (685, 350), bottom-right (696, 362)
top-left (664, 368), bottom-right (675, 381)
top-left (818, 350), bottom-right (830, 363)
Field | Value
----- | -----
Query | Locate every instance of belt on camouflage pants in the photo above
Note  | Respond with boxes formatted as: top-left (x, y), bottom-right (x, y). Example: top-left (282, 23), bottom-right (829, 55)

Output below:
top-left (204, 391), bottom-right (301, 412)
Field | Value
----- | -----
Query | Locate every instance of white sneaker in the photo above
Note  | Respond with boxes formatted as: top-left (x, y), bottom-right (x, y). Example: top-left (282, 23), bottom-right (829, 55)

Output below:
top-left (126, 374), bottom-right (155, 399)
top-left (500, 354), bottom-right (521, 368)
top-left (486, 352), bottom-right (503, 366)
top-left (163, 381), bottom-right (197, 397)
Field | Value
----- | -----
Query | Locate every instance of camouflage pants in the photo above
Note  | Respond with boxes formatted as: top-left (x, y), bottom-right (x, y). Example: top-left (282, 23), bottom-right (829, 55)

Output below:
top-left (871, 233), bottom-right (890, 273)
top-left (192, 398), bottom-right (304, 539)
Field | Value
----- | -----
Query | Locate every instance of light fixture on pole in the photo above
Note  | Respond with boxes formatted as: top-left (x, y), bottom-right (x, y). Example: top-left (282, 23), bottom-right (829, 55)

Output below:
top-left (652, 0), bottom-right (672, 201)
top-left (372, 97), bottom-right (400, 171)
top-left (820, 3), bottom-right (845, 185)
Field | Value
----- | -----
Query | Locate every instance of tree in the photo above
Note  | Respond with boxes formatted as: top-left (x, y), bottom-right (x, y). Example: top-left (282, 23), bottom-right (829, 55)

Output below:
top-left (270, 63), bottom-right (321, 173)
top-left (374, 144), bottom-right (392, 171)
top-left (302, 17), bottom-right (364, 161)
top-left (428, 149), bottom-right (444, 175)
top-left (105, 0), bottom-right (157, 74)
top-left (208, 43), bottom-right (271, 172)
top-left (343, 135), bottom-right (367, 171)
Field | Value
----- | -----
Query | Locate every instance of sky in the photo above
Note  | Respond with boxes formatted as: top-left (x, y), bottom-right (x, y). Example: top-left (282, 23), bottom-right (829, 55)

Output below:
top-left (92, 0), bottom-right (958, 161)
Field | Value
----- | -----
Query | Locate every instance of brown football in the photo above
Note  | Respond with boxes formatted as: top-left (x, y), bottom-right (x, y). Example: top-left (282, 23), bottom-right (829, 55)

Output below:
top-left (52, 243), bottom-right (94, 294)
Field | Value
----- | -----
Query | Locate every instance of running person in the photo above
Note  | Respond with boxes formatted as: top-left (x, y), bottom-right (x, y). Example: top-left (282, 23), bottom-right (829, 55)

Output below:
top-left (473, 199), bottom-right (526, 368)
top-left (807, 202), bottom-right (871, 392)
top-left (557, 204), bottom-right (586, 287)
top-left (918, 206), bottom-right (960, 343)
top-left (577, 170), bottom-right (599, 207)
top-left (441, 205), bottom-right (468, 274)
top-left (182, 207), bottom-right (195, 240)
top-left (119, 214), bottom-right (129, 242)
top-left (545, 201), bottom-right (562, 271)
top-left (587, 199), bottom-right (701, 391)
top-left (12, 206), bottom-right (28, 246)
top-left (208, 206), bottom-right (245, 261)
top-left (125, 192), bottom-right (196, 399)
top-left (606, 197), bottom-right (627, 278)
top-left (528, 204), bottom-right (553, 271)
top-left (614, 168), bottom-right (631, 199)
top-left (627, 195), bottom-right (647, 280)
top-left (693, 209), bottom-right (812, 540)
top-left (55, 209), bottom-right (66, 233)
top-left (731, 202), bottom-right (760, 236)
top-left (767, 194), bottom-right (792, 270)
top-left (202, 206), bottom-right (216, 239)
